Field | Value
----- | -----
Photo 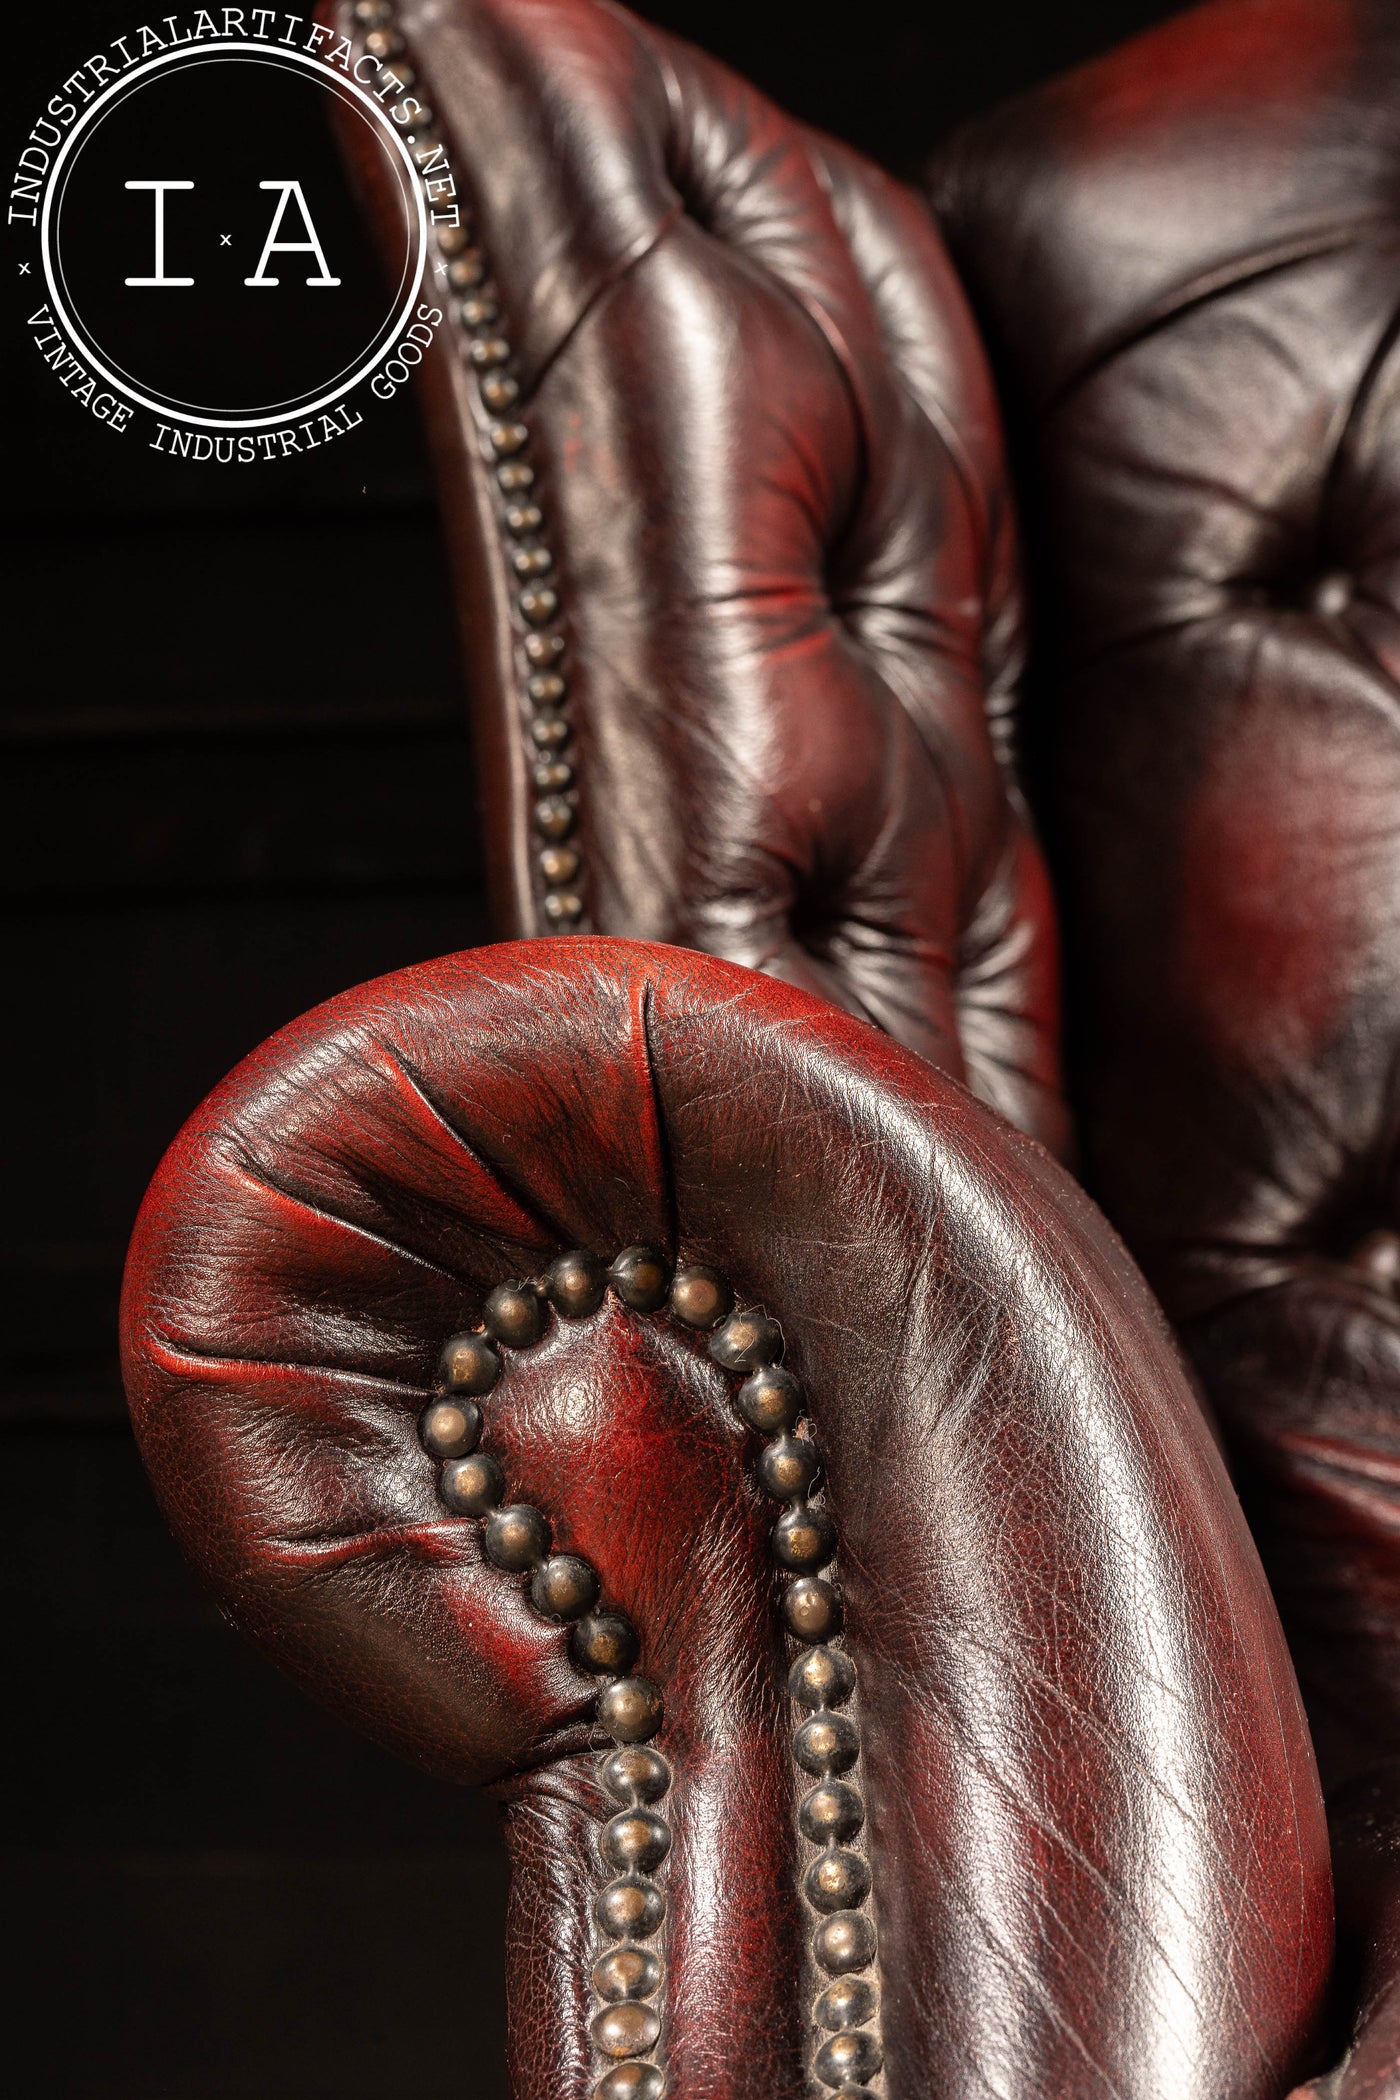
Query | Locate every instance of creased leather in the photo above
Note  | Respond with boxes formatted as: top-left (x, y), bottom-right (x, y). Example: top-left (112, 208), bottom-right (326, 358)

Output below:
top-left (121, 937), bottom-right (1330, 2097)
top-left (928, 3), bottom-right (1400, 2088)
top-left (328, 0), bottom-right (1066, 1156)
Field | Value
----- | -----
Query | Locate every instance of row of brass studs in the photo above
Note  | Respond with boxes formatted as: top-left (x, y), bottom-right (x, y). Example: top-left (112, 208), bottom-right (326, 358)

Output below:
top-left (350, 0), bottom-right (587, 934)
top-left (423, 1247), bottom-right (883, 2094)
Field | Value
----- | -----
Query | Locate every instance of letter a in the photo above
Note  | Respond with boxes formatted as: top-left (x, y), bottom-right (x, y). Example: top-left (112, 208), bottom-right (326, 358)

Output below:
top-left (244, 181), bottom-right (340, 287)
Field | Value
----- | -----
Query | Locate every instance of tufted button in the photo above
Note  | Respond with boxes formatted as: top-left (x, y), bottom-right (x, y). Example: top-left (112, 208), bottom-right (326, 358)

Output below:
top-left (1349, 1228), bottom-right (1400, 1288)
top-left (1310, 571), bottom-right (1354, 619)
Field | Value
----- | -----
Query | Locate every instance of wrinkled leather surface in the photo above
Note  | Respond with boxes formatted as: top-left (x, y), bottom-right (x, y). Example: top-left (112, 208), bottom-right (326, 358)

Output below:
top-left (122, 938), bottom-right (1330, 2097)
top-left (330, 0), bottom-right (1066, 1155)
top-left (928, 1), bottom-right (1400, 2086)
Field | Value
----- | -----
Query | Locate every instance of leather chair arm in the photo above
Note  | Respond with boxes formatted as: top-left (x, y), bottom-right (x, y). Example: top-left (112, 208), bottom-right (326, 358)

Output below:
top-left (121, 937), bottom-right (1329, 2095)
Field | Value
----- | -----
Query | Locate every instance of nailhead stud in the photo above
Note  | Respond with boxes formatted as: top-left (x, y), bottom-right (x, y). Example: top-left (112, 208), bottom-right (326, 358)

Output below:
top-left (815, 1976), bottom-right (878, 2030)
top-left (790, 1646), bottom-right (856, 1711)
top-left (592, 1946), bottom-right (662, 2003)
top-left (364, 25), bottom-right (403, 57)
top-left (418, 1396), bottom-right (480, 1459)
top-left (805, 1847), bottom-right (872, 1914)
top-left (483, 1503), bottom-right (552, 1571)
top-left (601, 1746), bottom-right (670, 1805)
top-left (530, 1554), bottom-right (600, 1621)
top-left (736, 1364), bottom-right (802, 1434)
top-left (598, 1676), bottom-right (664, 1743)
top-left (669, 1265), bottom-right (734, 1330)
top-left (814, 2029), bottom-right (883, 2086)
top-left (794, 1712), bottom-right (860, 1777)
top-left (527, 669), bottom-right (565, 703)
top-left (435, 223), bottom-right (470, 257)
top-left (440, 1451), bottom-right (505, 1516)
top-left (543, 888), bottom-right (585, 924)
top-left (609, 1245), bottom-right (671, 1314)
top-left (490, 420), bottom-right (529, 455)
top-left (772, 1503), bottom-right (837, 1572)
top-left (600, 1810), bottom-right (671, 1874)
top-left (459, 292), bottom-right (498, 327)
top-left (545, 1249), bottom-right (608, 1317)
top-left (812, 1909), bottom-right (877, 1976)
top-left (483, 1280), bottom-right (547, 1348)
top-left (438, 1330), bottom-right (500, 1395)
top-left (469, 335), bottom-right (509, 366)
top-left (593, 2066), bottom-right (665, 2100)
top-left (800, 1782), bottom-right (865, 1846)
top-left (524, 631), bottom-right (565, 666)
top-left (595, 1876), bottom-right (665, 1940)
top-left (591, 2003), bottom-right (661, 2060)
top-left (531, 713), bottom-right (571, 750)
top-left (448, 250), bottom-right (485, 286)
top-left (782, 1576), bottom-right (842, 1641)
top-left (709, 1308), bottom-right (783, 1373)
top-left (535, 794), bottom-right (575, 841)
top-left (482, 372), bottom-right (520, 411)
top-left (572, 1611), bottom-right (641, 1677)
top-left (498, 459), bottom-right (534, 492)
top-left (534, 759), bottom-right (575, 793)
top-left (506, 502), bottom-right (544, 535)
top-left (757, 1433), bottom-right (819, 1500)
top-left (521, 584), bottom-right (560, 625)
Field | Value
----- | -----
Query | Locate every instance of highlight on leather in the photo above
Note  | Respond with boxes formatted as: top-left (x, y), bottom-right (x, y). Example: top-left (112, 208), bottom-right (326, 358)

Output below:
top-left (324, 0), bottom-right (1067, 1158)
top-left (121, 936), bottom-right (1331, 2097)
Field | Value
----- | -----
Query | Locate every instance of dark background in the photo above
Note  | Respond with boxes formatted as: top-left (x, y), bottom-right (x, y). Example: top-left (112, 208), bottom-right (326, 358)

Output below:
top-left (3, 3), bottom-right (1181, 2093)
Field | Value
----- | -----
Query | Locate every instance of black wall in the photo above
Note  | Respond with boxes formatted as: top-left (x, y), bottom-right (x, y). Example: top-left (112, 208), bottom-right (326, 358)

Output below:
top-left (3, 4), bottom-right (1181, 2092)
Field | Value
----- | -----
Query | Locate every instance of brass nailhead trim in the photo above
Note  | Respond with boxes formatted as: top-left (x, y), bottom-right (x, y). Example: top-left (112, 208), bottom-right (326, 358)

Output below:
top-left (423, 1248), bottom-right (884, 2096)
top-left (351, 0), bottom-right (588, 937)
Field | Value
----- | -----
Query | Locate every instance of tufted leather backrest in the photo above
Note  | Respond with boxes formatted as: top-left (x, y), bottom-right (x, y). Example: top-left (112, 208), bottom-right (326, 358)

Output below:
top-left (928, 0), bottom-right (1400, 1802)
top-left (327, 0), bottom-right (1067, 1156)
top-left (121, 937), bottom-right (1330, 2098)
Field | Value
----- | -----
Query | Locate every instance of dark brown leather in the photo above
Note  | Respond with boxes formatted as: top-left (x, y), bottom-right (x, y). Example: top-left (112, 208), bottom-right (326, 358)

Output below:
top-left (327, 0), bottom-right (1067, 1157)
top-left (927, 1), bottom-right (1400, 2085)
top-left (121, 938), bottom-right (1331, 2097)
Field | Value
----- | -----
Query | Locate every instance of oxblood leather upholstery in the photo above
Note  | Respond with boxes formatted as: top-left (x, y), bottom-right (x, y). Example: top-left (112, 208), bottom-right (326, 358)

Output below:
top-left (120, 940), bottom-right (1330, 2098)
top-left (327, 0), bottom-right (1067, 1157)
top-left (927, 0), bottom-right (1400, 2087)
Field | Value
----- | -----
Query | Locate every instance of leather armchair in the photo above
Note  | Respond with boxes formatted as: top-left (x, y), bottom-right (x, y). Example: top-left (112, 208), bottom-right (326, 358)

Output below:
top-left (118, 0), bottom-right (1398, 2091)
top-left (122, 939), bottom-right (1328, 2096)
top-left (927, 1), bottom-right (1400, 2086)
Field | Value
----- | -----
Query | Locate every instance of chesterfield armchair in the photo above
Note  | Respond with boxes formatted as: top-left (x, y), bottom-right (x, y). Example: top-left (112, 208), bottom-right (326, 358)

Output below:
top-left (120, 1), bottom-right (1400, 2094)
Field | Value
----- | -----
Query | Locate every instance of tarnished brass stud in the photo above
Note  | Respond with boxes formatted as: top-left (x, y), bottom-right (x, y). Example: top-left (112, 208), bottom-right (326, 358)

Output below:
top-left (782, 1576), bottom-right (841, 1642)
top-left (669, 1265), bottom-right (734, 1330)
top-left (520, 584), bottom-right (560, 625)
top-left (448, 250), bottom-right (486, 287)
top-left (524, 631), bottom-right (565, 665)
top-left (419, 1396), bottom-right (480, 1459)
top-left (600, 1809), bottom-right (671, 1874)
top-left (352, 0), bottom-right (391, 26)
top-left (506, 502), bottom-right (544, 535)
top-left (483, 1280), bottom-right (546, 1348)
top-left (489, 420), bottom-right (528, 456)
top-left (535, 794), bottom-right (574, 841)
top-left (592, 1945), bottom-right (662, 2003)
top-left (595, 1875), bottom-right (665, 1940)
top-left (531, 713), bottom-right (571, 750)
top-left (773, 1504), bottom-right (837, 1572)
top-left (609, 1245), bottom-right (671, 1314)
top-left (794, 1712), bottom-right (859, 1777)
top-left (814, 2028), bottom-right (882, 2086)
top-left (591, 2002), bottom-right (661, 2060)
top-left (534, 759), bottom-right (574, 793)
top-left (790, 1646), bottom-right (855, 1711)
top-left (530, 1553), bottom-right (600, 1621)
top-left (440, 1451), bottom-right (505, 1517)
top-left (709, 1308), bottom-right (782, 1373)
top-left (513, 545), bottom-right (553, 576)
top-left (545, 1249), bottom-right (607, 1317)
top-left (364, 26), bottom-right (403, 57)
top-left (736, 1364), bottom-right (802, 1434)
top-left (598, 1676), bottom-right (664, 1743)
top-left (482, 1503), bottom-right (552, 1571)
top-left (378, 57), bottom-right (414, 90)
top-left (481, 372), bottom-right (520, 411)
top-left (539, 842), bottom-right (581, 884)
top-left (812, 1909), bottom-right (877, 1976)
top-left (527, 669), bottom-right (565, 703)
top-left (593, 2066), bottom-right (664, 2100)
top-left (805, 1847), bottom-right (871, 1914)
top-left (469, 336), bottom-right (509, 367)
top-left (815, 1975), bottom-right (877, 2030)
top-left (757, 1433), bottom-right (819, 1500)
top-left (543, 888), bottom-right (585, 925)
top-left (601, 1746), bottom-right (671, 1805)
top-left (436, 224), bottom-right (470, 258)
top-left (800, 1782), bottom-right (865, 1846)
top-left (438, 1330), bottom-right (500, 1395)
top-left (572, 1611), bottom-right (641, 1677)
top-left (458, 293), bottom-right (498, 328)
top-left (498, 459), bottom-right (534, 492)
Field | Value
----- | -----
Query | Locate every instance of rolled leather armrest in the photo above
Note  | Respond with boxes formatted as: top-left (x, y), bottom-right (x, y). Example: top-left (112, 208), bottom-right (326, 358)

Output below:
top-left (321, 0), bottom-right (1067, 1157)
top-left (121, 937), bottom-right (1330, 2096)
